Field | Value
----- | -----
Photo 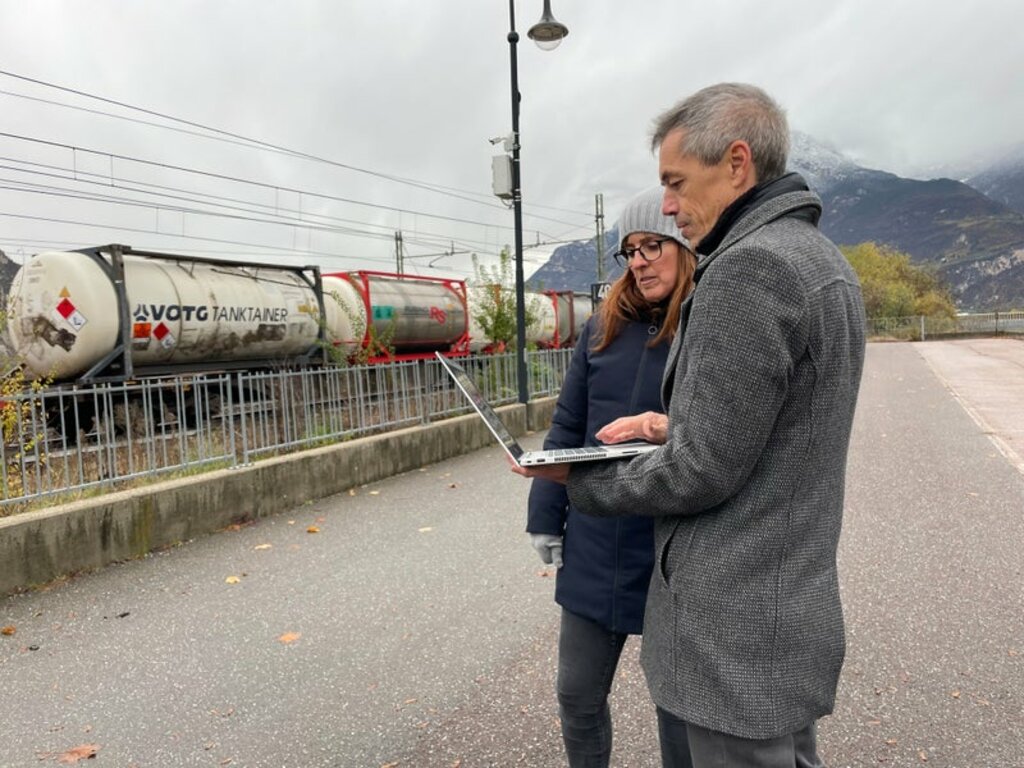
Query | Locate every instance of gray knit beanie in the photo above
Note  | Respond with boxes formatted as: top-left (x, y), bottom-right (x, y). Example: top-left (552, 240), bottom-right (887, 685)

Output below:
top-left (616, 187), bottom-right (689, 250)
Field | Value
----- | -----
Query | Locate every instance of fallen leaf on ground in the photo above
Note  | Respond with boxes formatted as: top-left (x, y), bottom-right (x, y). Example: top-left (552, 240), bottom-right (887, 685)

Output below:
top-left (418, 527), bottom-right (434, 533)
top-left (919, 750), bottom-right (928, 762)
top-left (348, 489), bottom-right (356, 496)
top-left (57, 743), bottom-right (100, 763)
top-left (381, 762), bottom-right (399, 768)
top-left (951, 690), bottom-right (961, 698)
top-left (1, 625), bottom-right (15, 636)
top-left (306, 526), bottom-right (320, 534)
top-left (225, 576), bottom-right (241, 585)
top-left (369, 490), bottom-right (380, 496)
top-left (254, 544), bottom-right (272, 551)
top-left (278, 632), bottom-right (302, 644)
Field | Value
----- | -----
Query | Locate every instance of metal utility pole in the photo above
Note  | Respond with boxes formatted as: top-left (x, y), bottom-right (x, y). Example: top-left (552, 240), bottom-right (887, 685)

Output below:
top-left (595, 193), bottom-right (606, 282)
top-left (500, 0), bottom-right (568, 405)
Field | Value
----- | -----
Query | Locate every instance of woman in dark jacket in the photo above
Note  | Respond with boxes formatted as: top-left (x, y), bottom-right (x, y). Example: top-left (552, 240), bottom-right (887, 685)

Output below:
top-left (527, 187), bottom-right (696, 767)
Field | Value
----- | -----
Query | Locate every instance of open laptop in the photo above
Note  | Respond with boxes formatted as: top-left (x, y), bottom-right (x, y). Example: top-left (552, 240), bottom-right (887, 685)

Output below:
top-left (436, 352), bottom-right (658, 467)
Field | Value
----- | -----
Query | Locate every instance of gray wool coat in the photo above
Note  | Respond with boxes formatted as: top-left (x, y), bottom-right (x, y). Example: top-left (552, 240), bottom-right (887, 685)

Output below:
top-left (566, 186), bottom-right (867, 740)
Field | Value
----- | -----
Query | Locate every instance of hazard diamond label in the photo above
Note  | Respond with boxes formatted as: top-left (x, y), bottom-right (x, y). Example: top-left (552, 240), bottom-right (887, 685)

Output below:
top-left (53, 298), bottom-right (87, 331)
top-left (153, 322), bottom-right (176, 349)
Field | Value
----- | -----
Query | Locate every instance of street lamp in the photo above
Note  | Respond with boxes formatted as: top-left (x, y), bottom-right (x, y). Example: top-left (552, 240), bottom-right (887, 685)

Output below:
top-left (507, 0), bottom-right (568, 404)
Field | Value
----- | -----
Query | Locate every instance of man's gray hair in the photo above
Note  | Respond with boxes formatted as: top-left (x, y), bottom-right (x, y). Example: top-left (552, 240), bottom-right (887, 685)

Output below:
top-left (651, 83), bottom-right (789, 182)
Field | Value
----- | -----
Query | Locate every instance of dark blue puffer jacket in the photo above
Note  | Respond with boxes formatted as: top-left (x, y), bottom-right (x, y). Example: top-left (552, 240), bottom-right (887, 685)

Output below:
top-left (527, 313), bottom-right (670, 634)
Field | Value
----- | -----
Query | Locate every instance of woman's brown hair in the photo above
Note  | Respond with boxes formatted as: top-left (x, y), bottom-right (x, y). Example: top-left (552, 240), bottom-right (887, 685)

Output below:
top-left (591, 242), bottom-right (697, 352)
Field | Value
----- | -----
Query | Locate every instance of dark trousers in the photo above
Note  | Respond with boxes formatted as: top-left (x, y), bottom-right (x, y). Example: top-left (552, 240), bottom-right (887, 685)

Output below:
top-left (657, 707), bottom-right (823, 768)
top-left (556, 608), bottom-right (634, 768)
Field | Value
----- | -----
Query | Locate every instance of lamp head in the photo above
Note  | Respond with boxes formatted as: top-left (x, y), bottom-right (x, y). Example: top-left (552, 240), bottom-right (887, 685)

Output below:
top-left (527, 0), bottom-right (568, 51)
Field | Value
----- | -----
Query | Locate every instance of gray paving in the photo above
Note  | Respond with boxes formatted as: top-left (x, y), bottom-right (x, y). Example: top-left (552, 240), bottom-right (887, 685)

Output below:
top-left (1, 340), bottom-right (1022, 767)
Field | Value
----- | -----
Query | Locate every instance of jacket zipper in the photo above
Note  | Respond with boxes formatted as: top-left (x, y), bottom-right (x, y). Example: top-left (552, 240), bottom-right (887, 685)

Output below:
top-left (612, 326), bottom-right (657, 631)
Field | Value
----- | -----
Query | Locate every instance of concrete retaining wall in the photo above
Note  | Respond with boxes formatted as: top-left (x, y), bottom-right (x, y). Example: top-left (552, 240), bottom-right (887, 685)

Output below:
top-left (0, 397), bottom-right (557, 596)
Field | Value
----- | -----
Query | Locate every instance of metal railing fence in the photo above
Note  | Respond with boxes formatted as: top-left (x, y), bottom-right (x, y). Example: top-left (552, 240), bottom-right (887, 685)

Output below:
top-left (867, 311), bottom-right (1024, 341)
top-left (2, 311), bottom-right (1017, 511)
top-left (0, 350), bottom-right (574, 512)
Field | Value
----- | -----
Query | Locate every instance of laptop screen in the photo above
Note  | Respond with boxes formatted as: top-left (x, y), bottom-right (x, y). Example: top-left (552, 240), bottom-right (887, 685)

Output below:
top-left (436, 354), bottom-right (524, 462)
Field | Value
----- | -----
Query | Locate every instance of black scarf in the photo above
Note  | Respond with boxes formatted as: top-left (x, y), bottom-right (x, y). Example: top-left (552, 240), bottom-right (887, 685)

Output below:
top-left (695, 172), bottom-right (815, 256)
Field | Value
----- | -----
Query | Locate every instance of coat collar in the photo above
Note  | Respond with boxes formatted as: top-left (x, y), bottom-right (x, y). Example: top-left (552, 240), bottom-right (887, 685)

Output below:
top-left (660, 174), bottom-right (822, 405)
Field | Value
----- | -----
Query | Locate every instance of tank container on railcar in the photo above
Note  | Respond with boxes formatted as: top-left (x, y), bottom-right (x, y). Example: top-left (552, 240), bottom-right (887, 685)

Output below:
top-left (326, 271), bottom-right (469, 357)
top-left (572, 293), bottom-right (592, 340)
top-left (6, 249), bottom-right (338, 380)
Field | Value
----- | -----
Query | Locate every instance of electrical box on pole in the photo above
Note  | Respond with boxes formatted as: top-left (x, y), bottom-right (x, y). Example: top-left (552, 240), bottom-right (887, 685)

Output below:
top-left (491, 155), bottom-right (514, 200)
top-left (595, 193), bottom-right (606, 281)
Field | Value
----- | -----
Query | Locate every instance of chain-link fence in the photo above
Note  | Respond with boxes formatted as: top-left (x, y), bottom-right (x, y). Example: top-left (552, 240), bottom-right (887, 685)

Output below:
top-left (0, 350), bottom-right (574, 513)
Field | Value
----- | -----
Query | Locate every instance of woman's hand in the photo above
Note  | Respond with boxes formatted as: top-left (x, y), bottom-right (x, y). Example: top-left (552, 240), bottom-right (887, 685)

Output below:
top-left (595, 411), bottom-right (668, 445)
top-left (508, 457), bottom-right (570, 484)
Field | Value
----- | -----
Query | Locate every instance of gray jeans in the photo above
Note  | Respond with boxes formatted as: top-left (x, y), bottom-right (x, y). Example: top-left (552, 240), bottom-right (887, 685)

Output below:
top-left (556, 608), bottom-right (634, 768)
top-left (657, 707), bottom-right (823, 768)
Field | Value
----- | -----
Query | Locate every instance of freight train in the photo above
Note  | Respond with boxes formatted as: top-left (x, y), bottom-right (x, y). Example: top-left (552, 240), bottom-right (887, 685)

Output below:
top-left (4, 244), bottom-right (591, 384)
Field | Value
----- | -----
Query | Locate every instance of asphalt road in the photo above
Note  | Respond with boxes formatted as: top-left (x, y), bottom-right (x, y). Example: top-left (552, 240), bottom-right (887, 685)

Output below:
top-left (1, 340), bottom-right (1021, 768)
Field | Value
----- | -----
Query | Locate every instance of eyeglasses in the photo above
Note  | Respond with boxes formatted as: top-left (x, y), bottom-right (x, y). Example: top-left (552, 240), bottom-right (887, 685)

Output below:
top-left (613, 237), bottom-right (672, 268)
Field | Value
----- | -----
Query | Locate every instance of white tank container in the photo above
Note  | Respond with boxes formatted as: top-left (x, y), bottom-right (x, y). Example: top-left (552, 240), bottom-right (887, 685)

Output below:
top-left (526, 291), bottom-right (558, 347)
top-left (7, 250), bottom-right (329, 380)
top-left (466, 290), bottom-right (490, 353)
top-left (572, 293), bottom-right (592, 343)
top-left (320, 274), bottom-right (365, 358)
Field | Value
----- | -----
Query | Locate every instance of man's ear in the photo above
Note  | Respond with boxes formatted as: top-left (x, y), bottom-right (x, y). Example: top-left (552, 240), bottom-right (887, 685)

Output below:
top-left (726, 140), bottom-right (755, 188)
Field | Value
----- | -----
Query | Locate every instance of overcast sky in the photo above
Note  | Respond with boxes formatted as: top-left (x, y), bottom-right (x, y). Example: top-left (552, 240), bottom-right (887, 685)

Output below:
top-left (1, 0), bottom-right (1021, 279)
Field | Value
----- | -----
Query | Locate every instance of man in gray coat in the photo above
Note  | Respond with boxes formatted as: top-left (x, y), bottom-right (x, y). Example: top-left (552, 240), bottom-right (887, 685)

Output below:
top-left (514, 83), bottom-right (866, 767)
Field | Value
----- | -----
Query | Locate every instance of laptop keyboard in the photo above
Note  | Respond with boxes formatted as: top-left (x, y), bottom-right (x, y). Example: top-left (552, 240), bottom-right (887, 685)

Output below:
top-left (545, 447), bottom-right (606, 458)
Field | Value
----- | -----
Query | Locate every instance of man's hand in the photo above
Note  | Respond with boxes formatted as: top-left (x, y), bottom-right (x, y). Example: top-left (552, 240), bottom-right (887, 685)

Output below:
top-left (529, 533), bottom-right (564, 568)
top-left (596, 411), bottom-right (669, 445)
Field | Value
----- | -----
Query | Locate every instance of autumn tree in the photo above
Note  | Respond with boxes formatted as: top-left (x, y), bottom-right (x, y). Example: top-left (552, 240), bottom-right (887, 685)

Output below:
top-left (841, 242), bottom-right (957, 319)
top-left (469, 248), bottom-right (539, 349)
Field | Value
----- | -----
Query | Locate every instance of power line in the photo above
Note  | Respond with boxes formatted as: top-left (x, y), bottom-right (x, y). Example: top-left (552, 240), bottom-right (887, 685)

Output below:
top-left (0, 131), bottom-right (587, 232)
top-left (0, 71), bottom-right (594, 221)
top-left (0, 155), bottom-right (591, 254)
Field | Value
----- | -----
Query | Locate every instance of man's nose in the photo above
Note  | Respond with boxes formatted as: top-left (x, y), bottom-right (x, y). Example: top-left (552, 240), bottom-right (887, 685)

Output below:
top-left (661, 189), bottom-right (676, 215)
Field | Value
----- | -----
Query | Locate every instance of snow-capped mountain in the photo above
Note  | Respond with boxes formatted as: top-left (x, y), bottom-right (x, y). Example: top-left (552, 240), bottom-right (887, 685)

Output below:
top-left (529, 133), bottom-right (1024, 311)
top-left (967, 145), bottom-right (1024, 215)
